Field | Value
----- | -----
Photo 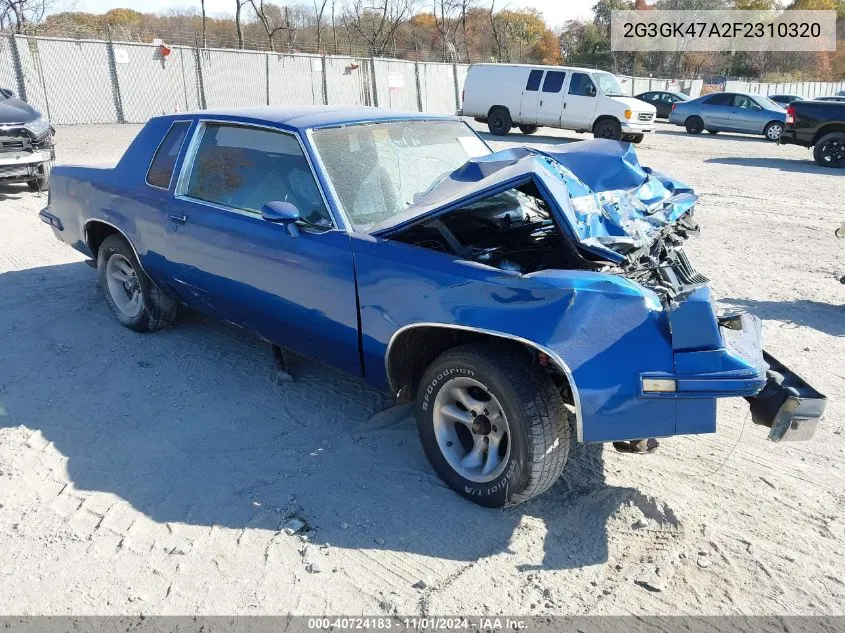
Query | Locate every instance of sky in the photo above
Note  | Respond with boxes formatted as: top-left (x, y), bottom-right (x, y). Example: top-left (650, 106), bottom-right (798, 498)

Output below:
top-left (61, 0), bottom-right (596, 29)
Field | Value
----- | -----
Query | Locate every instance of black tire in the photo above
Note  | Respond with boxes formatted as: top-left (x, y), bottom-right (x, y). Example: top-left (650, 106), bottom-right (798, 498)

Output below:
top-left (518, 124), bottom-right (539, 135)
top-left (763, 121), bottom-right (783, 142)
top-left (415, 343), bottom-right (570, 508)
top-left (593, 118), bottom-right (622, 140)
top-left (629, 134), bottom-right (644, 144)
top-left (26, 162), bottom-right (51, 192)
top-left (97, 234), bottom-right (180, 332)
top-left (706, 129), bottom-right (719, 135)
top-left (813, 132), bottom-right (845, 168)
top-left (487, 107), bottom-right (512, 136)
top-left (685, 116), bottom-right (704, 134)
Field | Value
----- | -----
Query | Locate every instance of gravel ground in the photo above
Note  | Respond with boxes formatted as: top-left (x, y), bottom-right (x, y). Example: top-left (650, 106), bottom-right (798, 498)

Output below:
top-left (0, 120), bottom-right (843, 616)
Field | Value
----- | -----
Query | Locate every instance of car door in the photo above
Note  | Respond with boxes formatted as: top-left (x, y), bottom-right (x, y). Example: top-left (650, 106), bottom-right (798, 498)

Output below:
top-left (160, 120), bottom-right (362, 375)
top-left (562, 72), bottom-right (599, 130)
top-left (729, 94), bottom-right (765, 133)
top-left (536, 70), bottom-right (566, 126)
top-left (699, 92), bottom-right (733, 129)
top-left (518, 69), bottom-right (543, 125)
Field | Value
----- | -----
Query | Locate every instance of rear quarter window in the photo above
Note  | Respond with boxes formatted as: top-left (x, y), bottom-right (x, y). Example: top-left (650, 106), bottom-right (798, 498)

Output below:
top-left (146, 121), bottom-right (190, 189)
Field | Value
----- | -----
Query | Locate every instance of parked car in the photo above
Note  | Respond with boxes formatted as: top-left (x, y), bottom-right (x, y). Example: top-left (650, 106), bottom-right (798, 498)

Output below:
top-left (668, 92), bottom-right (787, 141)
top-left (0, 87), bottom-right (54, 190)
top-left (779, 99), bottom-right (845, 167)
top-left (461, 63), bottom-right (656, 143)
top-left (814, 96), bottom-right (845, 103)
top-left (769, 94), bottom-right (803, 105)
top-left (634, 90), bottom-right (690, 118)
top-left (40, 107), bottom-right (826, 507)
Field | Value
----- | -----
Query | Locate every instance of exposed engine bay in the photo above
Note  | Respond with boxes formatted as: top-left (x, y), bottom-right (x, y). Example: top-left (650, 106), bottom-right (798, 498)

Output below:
top-left (391, 183), bottom-right (707, 305)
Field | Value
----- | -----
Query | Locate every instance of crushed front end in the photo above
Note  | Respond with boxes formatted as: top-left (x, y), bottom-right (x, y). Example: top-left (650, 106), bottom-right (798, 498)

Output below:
top-left (0, 120), bottom-right (54, 187)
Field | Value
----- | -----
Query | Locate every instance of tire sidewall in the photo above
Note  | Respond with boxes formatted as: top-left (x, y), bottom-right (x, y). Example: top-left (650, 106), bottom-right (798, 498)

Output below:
top-left (488, 108), bottom-right (512, 136)
top-left (814, 133), bottom-right (845, 168)
top-left (593, 119), bottom-right (621, 140)
top-left (98, 237), bottom-right (151, 331)
top-left (416, 354), bottom-right (529, 508)
top-left (686, 116), bottom-right (703, 134)
top-left (764, 122), bottom-right (782, 141)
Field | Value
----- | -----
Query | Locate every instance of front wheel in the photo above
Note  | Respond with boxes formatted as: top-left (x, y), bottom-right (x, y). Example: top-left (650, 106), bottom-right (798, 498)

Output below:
top-left (764, 121), bottom-right (783, 142)
top-left (518, 124), bottom-right (539, 135)
top-left (98, 234), bottom-right (181, 332)
top-left (593, 118), bottom-right (622, 140)
top-left (813, 132), bottom-right (845, 168)
top-left (415, 343), bottom-right (570, 507)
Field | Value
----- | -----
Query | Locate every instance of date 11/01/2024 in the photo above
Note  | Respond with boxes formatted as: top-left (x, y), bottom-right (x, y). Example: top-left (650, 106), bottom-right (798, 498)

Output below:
top-left (307, 617), bottom-right (528, 630)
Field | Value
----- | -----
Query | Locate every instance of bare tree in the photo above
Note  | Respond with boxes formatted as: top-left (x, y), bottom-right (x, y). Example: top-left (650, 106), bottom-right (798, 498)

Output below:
top-left (488, 0), bottom-right (505, 62)
top-left (1, 0), bottom-right (59, 33)
top-left (345, 0), bottom-right (417, 57)
top-left (432, 0), bottom-right (462, 62)
top-left (312, 0), bottom-right (329, 51)
top-left (200, 0), bottom-right (207, 47)
top-left (234, 0), bottom-right (248, 48)
top-left (249, 0), bottom-right (289, 51)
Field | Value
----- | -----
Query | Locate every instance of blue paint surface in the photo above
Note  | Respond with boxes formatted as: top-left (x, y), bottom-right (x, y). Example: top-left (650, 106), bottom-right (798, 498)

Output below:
top-left (44, 107), bottom-right (777, 444)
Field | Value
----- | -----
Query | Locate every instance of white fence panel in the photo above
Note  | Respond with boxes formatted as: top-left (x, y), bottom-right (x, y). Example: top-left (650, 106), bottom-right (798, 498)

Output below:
top-left (418, 62), bottom-right (456, 115)
top-left (325, 56), bottom-right (370, 107)
top-left (115, 43), bottom-right (200, 122)
top-left (0, 36), bottom-right (19, 96)
top-left (268, 53), bottom-right (322, 106)
top-left (201, 48), bottom-right (266, 109)
top-left (373, 59), bottom-right (417, 111)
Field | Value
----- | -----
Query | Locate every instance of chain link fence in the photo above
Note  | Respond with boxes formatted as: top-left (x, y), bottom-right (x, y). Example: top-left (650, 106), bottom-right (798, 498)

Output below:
top-left (2, 34), bottom-right (724, 126)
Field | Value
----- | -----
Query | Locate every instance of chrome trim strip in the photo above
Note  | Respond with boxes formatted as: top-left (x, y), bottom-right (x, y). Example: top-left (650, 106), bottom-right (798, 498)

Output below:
top-left (384, 322), bottom-right (584, 442)
top-left (82, 219), bottom-right (145, 269)
top-left (173, 118), bottom-right (337, 229)
top-left (144, 120), bottom-right (192, 191)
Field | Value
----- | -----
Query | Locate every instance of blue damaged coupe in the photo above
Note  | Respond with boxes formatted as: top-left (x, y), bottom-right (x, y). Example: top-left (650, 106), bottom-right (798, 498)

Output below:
top-left (40, 106), bottom-right (825, 507)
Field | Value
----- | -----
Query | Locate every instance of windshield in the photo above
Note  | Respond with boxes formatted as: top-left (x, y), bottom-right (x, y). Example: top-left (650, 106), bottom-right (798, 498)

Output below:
top-left (310, 120), bottom-right (491, 232)
top-left (755, 96), bottom-right (784, 111)
top-left (594, 73), bottom-right (625, 97)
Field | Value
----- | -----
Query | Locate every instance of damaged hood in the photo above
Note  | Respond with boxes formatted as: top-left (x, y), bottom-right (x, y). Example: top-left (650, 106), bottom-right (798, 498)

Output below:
top-left (372, 139), bottom-right (698, 262)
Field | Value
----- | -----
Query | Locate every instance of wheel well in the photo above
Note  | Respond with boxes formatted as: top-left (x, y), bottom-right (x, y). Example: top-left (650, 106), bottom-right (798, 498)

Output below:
top-left (386, 325), bottom-right (575, 407)
top-left (592, 115), bottom-right (620, 132)
top-left (487, 105), bottom-right (510, 118)
top-left (813, 123), bottom-right (845, 145)
top-left (685, 114), bottom-right (703, 124)
top-left (764, 120), bottom-right (782, 129)
top-left (85, 220), bottom-right (121, 259)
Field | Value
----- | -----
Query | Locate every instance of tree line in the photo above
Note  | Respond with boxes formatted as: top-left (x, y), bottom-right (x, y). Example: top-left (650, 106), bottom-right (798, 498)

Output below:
top-left (1, 0), bottom-right (843, 80)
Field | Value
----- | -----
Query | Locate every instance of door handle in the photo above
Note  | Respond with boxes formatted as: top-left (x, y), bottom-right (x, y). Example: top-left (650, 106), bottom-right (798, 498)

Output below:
top-left (539, 100), bottom-right (543, 106)
top-left (169, 213), bottom-right (188, 224)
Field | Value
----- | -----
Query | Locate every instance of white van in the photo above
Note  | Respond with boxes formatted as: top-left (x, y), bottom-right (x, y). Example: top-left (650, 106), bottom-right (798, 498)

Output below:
top-left (460, 63), bottom-right (657, 143)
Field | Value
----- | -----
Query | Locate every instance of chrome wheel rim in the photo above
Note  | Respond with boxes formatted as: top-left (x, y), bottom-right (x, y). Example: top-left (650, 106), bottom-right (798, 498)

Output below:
top-left (106, 253), bottom-right (143, 318)
top-left (767, 124), bottom-right (782, 140)
top-left (432, 377), bottom-right (511, 483)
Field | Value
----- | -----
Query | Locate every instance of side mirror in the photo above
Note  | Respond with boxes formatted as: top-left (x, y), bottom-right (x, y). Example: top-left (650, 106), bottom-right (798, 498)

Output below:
top-left (261, 200), bottom-right (301, 236)
top-left (587, 85), bottom-right (597, 97)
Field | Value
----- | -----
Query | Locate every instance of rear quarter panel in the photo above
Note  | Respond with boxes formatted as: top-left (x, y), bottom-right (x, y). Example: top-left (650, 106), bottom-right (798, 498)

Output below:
top-left (463, 66), bottom-right (527, 120)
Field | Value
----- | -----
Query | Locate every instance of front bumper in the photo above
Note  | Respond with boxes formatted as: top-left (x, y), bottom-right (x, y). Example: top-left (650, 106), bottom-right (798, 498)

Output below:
top-left (641, 297), bottom-right (826, 441)
top-left (0, 149), bottom-right (53, 181)
top-left (621, 120), bottom-right (655, 134)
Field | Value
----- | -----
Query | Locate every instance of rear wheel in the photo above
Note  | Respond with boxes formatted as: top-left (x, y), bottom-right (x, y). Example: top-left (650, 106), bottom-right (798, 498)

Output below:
top-left (685, 116), bottom-right (704, 134)
top-left (415, 343), bottom-right (570, 507)
top-left (487, 107), bottom-right (512, 136)
top-left (518, 124), bottom-right (539, 135)
top-left (97, 234), bottom-right (180, 332)
top-left (813, 132), bottom-right (845, 168)
top-left (764, 121), bottom-right (783, 142)
top-left (593, 118), bottom-right (622, 140)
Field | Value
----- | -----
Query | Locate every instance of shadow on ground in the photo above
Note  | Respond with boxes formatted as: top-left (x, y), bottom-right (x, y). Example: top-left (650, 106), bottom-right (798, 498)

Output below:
top-left (721, 297), bottom-right (845, 337)
top-left (655, 129), bottom-right (773, 144)
top-left (705, 156), bottom-right (843, 175)
top-left (0, 261), bottom-right (636, 570)
top-left (0, 182), bottom-right (36, 202)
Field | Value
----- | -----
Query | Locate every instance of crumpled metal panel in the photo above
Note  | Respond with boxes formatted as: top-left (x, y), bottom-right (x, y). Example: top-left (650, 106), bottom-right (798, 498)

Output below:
top-left (374, 139), bottom-right (698, 258)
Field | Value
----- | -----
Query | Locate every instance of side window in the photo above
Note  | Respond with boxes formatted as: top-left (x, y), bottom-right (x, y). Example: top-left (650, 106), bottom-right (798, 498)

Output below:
top-left (146, 121), bottom-right (190, 189)
top-left (704, 93), bottom-right (732, 106)
top-left (733, 95), bottom-right (761, 110)
top-left (542, 71), bottom-right (566, 93)
top-left (184, 123), bottom-right (331, 227)
top-left (568, 73), bottom-right (596, 97)
top-left (525, 69), bottom-right (543, 92)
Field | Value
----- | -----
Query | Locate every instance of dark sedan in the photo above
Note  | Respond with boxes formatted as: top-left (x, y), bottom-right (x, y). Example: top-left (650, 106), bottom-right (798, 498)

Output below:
top-left (634, 90), bottom-right (691, 118)
top-left (769, 94), bottom-right (803, 105)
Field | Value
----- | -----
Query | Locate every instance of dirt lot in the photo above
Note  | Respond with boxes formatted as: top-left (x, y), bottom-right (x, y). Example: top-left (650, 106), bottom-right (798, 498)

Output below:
top-left (0, 121), bottom-right (843, 616)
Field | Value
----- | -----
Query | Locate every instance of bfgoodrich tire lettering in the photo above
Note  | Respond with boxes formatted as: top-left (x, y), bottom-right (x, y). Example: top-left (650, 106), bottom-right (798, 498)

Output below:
top-left (415, 343), bottom-right (570, 507)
